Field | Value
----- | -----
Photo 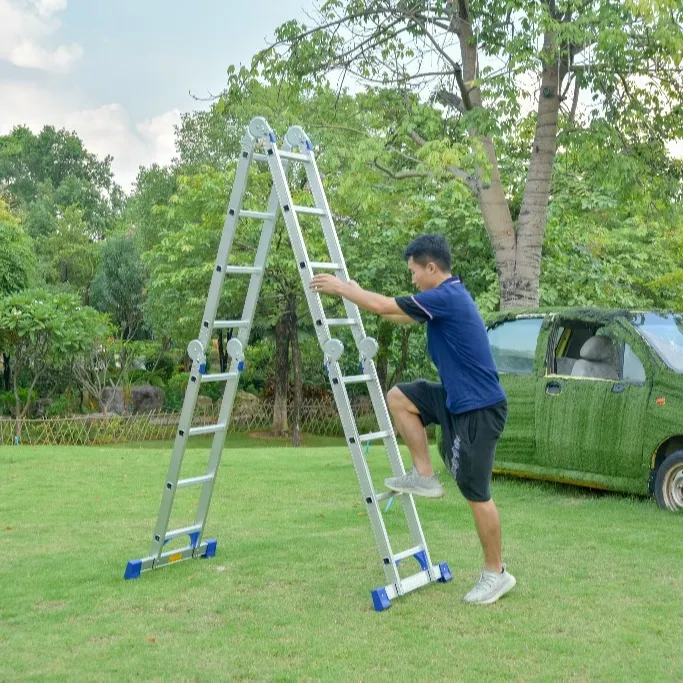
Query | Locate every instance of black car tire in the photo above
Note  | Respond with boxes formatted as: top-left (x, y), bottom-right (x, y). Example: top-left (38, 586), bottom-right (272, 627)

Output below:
top-left (654, 451), bottom-right (683, 511)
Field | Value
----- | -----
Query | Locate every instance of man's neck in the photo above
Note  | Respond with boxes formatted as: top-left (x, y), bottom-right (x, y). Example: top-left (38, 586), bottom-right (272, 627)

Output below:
top-left (433, 272), bottom-right (453, 287)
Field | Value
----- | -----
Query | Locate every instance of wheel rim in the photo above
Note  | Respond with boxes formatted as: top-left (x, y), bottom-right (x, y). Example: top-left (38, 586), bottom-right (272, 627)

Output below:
top-left (663, 464), bottom-right (683, 511)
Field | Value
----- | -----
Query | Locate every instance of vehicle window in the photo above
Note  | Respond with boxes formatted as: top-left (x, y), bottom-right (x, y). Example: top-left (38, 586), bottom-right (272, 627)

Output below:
top-left (622, 343), bottom-right (646, 384)
top-left (551, 323), bottom-right (597, 376)
top-left (633, 313), bottom-right (683, 373)
top-left (488, 318), bottom-right (543, 375)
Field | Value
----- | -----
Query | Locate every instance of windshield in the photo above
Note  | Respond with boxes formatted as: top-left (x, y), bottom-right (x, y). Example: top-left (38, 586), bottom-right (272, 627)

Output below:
top-left (633, 313), bottom-right (683, 373)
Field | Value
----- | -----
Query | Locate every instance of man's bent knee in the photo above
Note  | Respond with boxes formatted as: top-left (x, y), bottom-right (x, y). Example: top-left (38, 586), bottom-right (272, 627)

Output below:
top-left (387, 386), bottom-right (418, 415)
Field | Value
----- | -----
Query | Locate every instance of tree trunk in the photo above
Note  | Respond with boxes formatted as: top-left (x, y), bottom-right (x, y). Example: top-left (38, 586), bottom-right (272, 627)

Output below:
top-left (452, 4), bottom-right (562, 310)
top-left (217, 329), bottom-right (229, 373)
top-left (514, 31), bottom-right (563, 309)
top-left (271, 311), bottom-right (291, 436)
top-left (2, 354), bottom-right (10, 392)
top-left (374, 320), bottom-right (394, 394)
top-left (388, 326), bottom-right (412, 388)
top-left (289, 299), bottom-right (303, 447)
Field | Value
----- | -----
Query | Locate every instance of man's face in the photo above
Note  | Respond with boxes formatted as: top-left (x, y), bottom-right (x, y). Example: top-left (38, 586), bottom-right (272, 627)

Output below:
top-left (407, 256), bottom-right (437, 292)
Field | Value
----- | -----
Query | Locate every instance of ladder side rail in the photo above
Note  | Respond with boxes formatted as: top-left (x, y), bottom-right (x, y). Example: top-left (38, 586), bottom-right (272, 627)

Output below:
top-left (192, 172), bottom-right (290, 538)
top-left (300, 143), bottom-right (436, 580)
top-left (264, 138), bottom-right (402, 589)
top-left (325, 359), bottom-right (404, 589)
top-left (149, 129), bottom-right (257, 560)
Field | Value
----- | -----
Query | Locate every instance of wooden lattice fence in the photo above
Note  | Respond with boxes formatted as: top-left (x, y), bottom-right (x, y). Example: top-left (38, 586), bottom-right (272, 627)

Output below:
top-left (0, 397), bottom-right (378, 446)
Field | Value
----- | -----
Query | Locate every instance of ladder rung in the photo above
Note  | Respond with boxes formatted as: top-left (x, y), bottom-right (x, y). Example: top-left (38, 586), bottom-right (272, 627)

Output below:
top-left (213, 320), bottom-right (250, 329)
top-left (327, 318), bottom-right (358, 326)
top-left (310, 262), bottom-right (341, 271)
top-left (240, 210), bottom-right (276, 220)
top-left (376, 491), bottom-right (401, 502)
top-left (343, 374), bottom-right (373, 385)
top-left (359, 430), bottom-right (389, 442)
top-left (176, 474), bottom-right (214, 488)
top-left (253, 153), bottom-right (268, 161)
top-left (165, 524), bottom-right (202, 541)
top-left (393, 545), bottom-right (424, 563)
top-left (224, 266), bottom-right (262, 275)
top-left (292, 205), bottom-right (325, 216)
top-left (278, 150), bottom-right (310, 162)
top-left (200, 372), bottom-right (238, 383)
top-left (188, 423), bottom-right (226, 436)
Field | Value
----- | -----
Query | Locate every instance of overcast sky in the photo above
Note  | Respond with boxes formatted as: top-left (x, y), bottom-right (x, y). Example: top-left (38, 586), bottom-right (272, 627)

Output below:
top-left (2, 1), bottom-right (680, 192)
top-left (0, 0), bottom-right (314, 190)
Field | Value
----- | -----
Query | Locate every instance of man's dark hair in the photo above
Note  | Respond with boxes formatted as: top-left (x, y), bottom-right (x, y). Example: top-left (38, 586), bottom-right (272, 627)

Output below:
top-left (403, 234), bottom-right (452, 273)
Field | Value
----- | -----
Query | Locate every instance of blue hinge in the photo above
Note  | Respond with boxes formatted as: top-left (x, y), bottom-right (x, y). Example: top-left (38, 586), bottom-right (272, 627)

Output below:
top-left (237, 360), bottom-right (245, 372)
top-left (199, 363), bottom-right (206, 374)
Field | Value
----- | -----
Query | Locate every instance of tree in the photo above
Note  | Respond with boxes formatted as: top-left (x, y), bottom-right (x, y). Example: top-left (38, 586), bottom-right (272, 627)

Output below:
top-left (0, 126), bottom-right (124, 241)
top-left (91, 234), bottom-right (148, 341)
top-left (71, 326), bottom-right (131, 416)
top-left (0, 198), bottom-right (37, 390)
top-left (0, 198), bottom-right (36, 297)
top-left (37, 205), bottom-right (100, 301)
top-left (541, 128), bottom-right (683, 309)
top-left (260, 0), bottom-right (683, 309)
top-left (0, 290), bottom-right (106, 437)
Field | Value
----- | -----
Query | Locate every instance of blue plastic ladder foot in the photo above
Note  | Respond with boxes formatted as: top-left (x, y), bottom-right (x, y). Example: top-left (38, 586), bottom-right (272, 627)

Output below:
top-left (124, 559), bottom-right (142, 580)
top-left (438, 561), bottom-right (453, 582)
top-left (371, 587), bottom-right (392, 611)
top-left (201, 539), bottom-right (217, 558)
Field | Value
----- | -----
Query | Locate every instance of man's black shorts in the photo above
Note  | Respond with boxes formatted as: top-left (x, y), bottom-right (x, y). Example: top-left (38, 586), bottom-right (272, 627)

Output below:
top-left (396, 380), bottom-right (507, 502)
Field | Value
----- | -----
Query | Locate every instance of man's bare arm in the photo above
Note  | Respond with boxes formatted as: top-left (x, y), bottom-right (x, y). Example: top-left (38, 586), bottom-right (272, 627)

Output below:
top-left (309, 275), bottom-right (416, 323)
top-left (383, 312), bottom-right (418, 325)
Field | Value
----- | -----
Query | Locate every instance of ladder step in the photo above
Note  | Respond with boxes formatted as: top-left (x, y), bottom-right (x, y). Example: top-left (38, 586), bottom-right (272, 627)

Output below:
top-left (278, 150), bottom-right (310, 162)
top-left (240, 210), bottom-right (276, 220)
top-left (176, 473), bottom-right (214, 488)
top-left (310, 262), bottom-right (341, 271)
top-left (359, 430), bottom-right (390, 443)
top-left (200, 372), bottom-right (238, 383)
top-left (343, 374), bottom-right (373, 385)
top-left (393, 545), bottom-right (424, 563)
top-left (188, 423), bottom-right (226, 436)
top-left (327, 318), bottom-right (358, 326)
top-left (292, 205), bottom-right (326, 216)
top-left (376, 491), bottom-right (402, 502)
top-left (213, 320), bottom-right (250, 329)
top-left (165, 523), bottom-right (202, 541)
top-left (224, 266), bottom-right (262, 275)
top-left (252, 153), bottom-right (268, 161)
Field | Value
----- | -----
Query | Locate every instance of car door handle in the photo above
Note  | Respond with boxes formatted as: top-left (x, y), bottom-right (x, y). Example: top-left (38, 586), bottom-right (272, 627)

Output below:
top-left (546, 380), bottom-right (562, 395)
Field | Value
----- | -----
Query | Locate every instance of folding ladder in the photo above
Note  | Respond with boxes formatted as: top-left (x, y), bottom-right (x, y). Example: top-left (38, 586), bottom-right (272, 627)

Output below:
top-left (124, 117), bottom-right (451, 611)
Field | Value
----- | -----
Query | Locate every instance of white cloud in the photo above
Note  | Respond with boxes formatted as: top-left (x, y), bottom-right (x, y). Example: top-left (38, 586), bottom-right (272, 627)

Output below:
top-left (0, 0), bottom-right (82, 72)
top-left (0, 81), bottom-right (181, 191)
top-left (65, 104), bottom-right (182, 190)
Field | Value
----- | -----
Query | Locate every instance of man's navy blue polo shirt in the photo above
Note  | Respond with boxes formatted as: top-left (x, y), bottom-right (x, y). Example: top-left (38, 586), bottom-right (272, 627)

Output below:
top-left (395, 276), bottom-right (506, 415)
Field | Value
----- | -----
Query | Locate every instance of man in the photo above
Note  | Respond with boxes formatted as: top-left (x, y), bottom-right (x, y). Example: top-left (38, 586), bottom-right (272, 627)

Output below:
top-left (310, 234), bottom-right (515, 605)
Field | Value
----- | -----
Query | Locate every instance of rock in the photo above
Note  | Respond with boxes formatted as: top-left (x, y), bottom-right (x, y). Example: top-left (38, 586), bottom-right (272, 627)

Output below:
top-left (101, 387), bottom-right (126, 415)
top-left (130, 385), bottom-right (164, 414)
top-left (195, 395), bottom-right (214, 414)
top-left (235, 391), bottom-right (260, 411)
top-left (34, 398), bottom-right (53, 418)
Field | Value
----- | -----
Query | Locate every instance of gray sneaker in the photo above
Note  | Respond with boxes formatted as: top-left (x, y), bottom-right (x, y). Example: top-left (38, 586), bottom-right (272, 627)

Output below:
top-left (463, 565), bottom-right (516, 605)
top-left (384, 468), bottom-right (445, 499)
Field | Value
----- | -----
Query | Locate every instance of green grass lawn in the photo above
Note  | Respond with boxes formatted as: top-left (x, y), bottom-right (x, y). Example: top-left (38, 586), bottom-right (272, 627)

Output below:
top-left (1, 438), bottom-right (682, 681)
